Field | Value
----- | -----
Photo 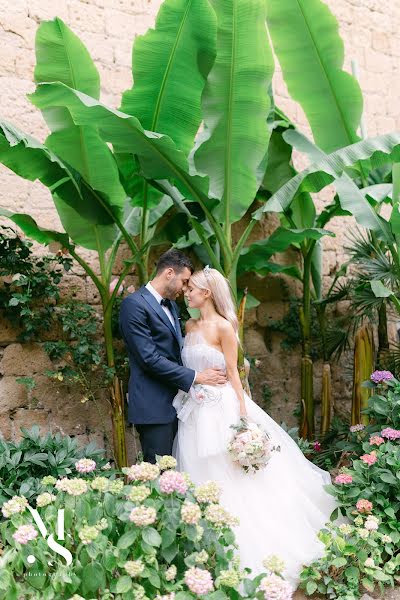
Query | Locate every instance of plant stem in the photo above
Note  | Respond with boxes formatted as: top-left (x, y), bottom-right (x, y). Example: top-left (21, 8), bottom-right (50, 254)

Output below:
top-left (103, 300), bottom-right (127, 468)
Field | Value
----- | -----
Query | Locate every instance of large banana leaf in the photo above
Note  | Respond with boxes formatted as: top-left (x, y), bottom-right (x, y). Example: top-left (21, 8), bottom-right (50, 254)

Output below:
top-left (29, 83), bottom-right (209, 204)
top-left (33, 18), bottom-right (126, 245)
top-left (0, 208), bottom-right (70, 248)
top-left (0, 120), bottom-right (119, 251)
top-left (121, 0), bottom-right (216, 156)
top-left (267, 0), bottom-right (362, 153)
top-left (238, 227), bottom-right (334, 274)
top-left (255, 132), bottom-right (400, 239)
top-left (194, 0), bottom-right (274, 224)
top-left (34, 17), bottom-right (100, 132)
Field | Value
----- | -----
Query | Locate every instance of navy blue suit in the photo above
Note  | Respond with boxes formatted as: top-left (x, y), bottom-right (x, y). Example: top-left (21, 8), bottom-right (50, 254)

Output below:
top-left (119, 286), bottom-right (195, 461)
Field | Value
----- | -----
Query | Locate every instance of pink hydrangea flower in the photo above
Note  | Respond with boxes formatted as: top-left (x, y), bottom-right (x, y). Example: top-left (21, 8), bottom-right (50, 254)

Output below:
top-left (159, 470), bottom-right (188, 495)
top-left (13, 524), bottom-right (38, 545)
top-left (369, 436), bottom-right (385, 446)
top-left (356, 499), bottom-right (373, 514)
top-left (370, 370), bottom-right (394, 384)
top-left (184, 567), bottom-right (214, 596)
top-left (335, 473), bottom-right (353, 485)
top-left (360, 452), bottom-right (377, 466)
top-left (259, 573), bottom-right (293, 599)
top-left (75, 458), bottom-right (96, 473)
top-left (381, 428), bottom-right (400, 440)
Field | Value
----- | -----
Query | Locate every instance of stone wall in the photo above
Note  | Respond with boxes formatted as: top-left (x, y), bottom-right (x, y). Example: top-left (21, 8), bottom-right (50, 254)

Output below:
top-left (1, 0), bottom-right (400, 452)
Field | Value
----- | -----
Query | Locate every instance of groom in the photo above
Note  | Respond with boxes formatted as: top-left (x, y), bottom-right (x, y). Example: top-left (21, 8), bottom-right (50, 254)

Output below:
top-left (120, 249), bottom-right (226, 463)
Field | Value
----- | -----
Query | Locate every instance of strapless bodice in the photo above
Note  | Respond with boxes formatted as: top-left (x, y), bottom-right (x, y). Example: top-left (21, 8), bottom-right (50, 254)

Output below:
top-left (182, 331), bottom-right (226, 371)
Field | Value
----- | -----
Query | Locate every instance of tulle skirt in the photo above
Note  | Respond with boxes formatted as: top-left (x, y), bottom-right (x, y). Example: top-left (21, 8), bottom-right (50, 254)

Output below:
top-left (173, 383), bottom-right (336, 587)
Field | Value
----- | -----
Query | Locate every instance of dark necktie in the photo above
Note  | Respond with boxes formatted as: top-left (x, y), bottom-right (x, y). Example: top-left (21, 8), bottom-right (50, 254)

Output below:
top-left (160, 298), bottom-right (172, 309)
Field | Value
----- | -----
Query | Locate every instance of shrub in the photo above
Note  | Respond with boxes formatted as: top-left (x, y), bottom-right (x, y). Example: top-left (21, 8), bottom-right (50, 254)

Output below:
top-left (0, 457), bottom-right (291, 600)
top-left (299, 519), bottom-right (400, 599)
top-left (0, 426), bottom-right (111, 504)
top-left (300, 372), bottom-right (400, 599)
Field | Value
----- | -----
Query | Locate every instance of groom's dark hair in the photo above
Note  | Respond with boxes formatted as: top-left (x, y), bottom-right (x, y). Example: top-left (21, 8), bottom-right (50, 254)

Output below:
top-left (156, 249), bottom-right (194, 274)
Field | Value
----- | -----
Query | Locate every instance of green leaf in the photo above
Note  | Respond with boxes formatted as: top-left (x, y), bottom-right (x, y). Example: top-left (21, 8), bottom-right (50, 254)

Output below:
top-left (121, 0), bottom-right (216, 156)
top-left (117, 529), bottom-right (138, 549)
top-left (29, 82), bottom-right (209, 205)
top-left (0, 208), bottom-right (70, 248)
top-left (142, 527), bottom-right (162, 547)
top-left (256, 131), bottom-right (400, 240)
top-left (115, 575), bottom-right (132, 593)
top-left (267, 0), bottom-right (362, 153)
top-left (34, 18), bottom-right (119, 199)
top-left (361, 577), bottom-right (375, 592)
top-left (362, 577), bottom-right (375, 592)
top-left (238, 227), bottom-right (333, 275)
top-left (380, 472), bottom-right (398, 485)
top-left (370, 280), bottom-right (394, 298)
top-left (262, 126), bottom-right (296, 195)
top-left (194, 0), bottom-right (274, 223)
top-left (332, 557), bottom-right (347, 568)
top-left (0, 120), bottom-right (118, 240)
top-left (34, 17), bottom-right (100, 132)
top-left (306, 581), bottom-right (318, 595)
top-left (35, 18), bottom-right (99, 98)
top-left (161, 541), bottom-right (178, 563)
top-left (81, 562), bottom-right (106, 594)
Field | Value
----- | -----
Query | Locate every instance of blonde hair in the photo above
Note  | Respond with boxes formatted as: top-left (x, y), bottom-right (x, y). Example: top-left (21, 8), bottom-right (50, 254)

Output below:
top-left (190, 267), bottom-right (238, 334)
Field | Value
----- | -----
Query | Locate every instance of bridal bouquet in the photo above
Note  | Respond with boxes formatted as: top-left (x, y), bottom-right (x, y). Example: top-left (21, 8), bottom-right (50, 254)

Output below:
top-left (228, 418), bottom-right (279, 473)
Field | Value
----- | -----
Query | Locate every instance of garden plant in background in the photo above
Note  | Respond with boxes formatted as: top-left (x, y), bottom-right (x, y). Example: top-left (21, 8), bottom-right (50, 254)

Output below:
top-left (300, 370), bottom-right (400, 599)
top-left (0, 426), bottom-right (111, 504)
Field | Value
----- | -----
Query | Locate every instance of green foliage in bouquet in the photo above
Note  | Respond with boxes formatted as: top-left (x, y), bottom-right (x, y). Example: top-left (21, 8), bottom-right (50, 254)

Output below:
top-left (0, 456), bottom-right (291, 600)
top-left (300, 371), bottom-right (400, 599)
top-left (0, 426), bottom-right (110, 504)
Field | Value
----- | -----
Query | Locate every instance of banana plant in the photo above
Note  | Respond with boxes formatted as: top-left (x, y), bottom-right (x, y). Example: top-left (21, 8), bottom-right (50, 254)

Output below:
top-left (2, 0), bottom-right (400, 458)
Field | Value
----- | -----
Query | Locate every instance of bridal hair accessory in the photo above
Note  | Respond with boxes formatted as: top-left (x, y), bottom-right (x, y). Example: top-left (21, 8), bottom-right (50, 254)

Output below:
top-left (228, 418), bottom-right (280, 473)
top-left (203, 264), bottom-right (211, 278)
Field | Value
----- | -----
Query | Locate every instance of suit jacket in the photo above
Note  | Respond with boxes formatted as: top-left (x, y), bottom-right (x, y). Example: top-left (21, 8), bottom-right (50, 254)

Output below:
top-left (119, 286), bottom-right (195, 424)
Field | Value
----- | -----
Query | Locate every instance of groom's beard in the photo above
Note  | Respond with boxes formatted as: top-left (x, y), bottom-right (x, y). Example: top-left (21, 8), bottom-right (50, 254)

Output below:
top-left (164, 280), bottom-right (182, 300)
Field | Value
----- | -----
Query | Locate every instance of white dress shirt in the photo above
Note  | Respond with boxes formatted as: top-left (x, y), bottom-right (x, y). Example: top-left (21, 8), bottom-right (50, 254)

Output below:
top-left (145, 281), bottom-right (196, 387)
top-left (145, 281), bottom-right (176, 329)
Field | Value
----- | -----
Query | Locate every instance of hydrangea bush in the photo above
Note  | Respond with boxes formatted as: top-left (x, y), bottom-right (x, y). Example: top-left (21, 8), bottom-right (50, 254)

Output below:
top-left (300, 371), bottom-right (400, 599)
top-left (0, 456), bottom-right (292, 600)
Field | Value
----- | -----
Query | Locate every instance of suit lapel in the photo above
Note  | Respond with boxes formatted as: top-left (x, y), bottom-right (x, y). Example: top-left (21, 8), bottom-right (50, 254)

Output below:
top-left (170, 302), bottom-right (183, 347)
top-left (140, 287), bottom-right (180, 343)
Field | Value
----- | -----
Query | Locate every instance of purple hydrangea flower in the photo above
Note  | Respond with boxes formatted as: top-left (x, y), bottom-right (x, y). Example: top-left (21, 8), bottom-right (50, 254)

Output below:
top-left (370, 370), bottom-right (394, 384)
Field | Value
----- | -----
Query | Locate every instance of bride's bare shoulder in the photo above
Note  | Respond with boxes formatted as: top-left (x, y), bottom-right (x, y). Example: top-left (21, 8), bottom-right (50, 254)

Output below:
top-left (185, 318), bottom-right (198, 333)
top-left (216, 317), bottom-right (236, 340)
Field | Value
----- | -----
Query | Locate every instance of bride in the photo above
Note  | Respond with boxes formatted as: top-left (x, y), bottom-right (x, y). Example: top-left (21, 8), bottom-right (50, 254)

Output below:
top-left (173, 266), bottom-right (336, 588)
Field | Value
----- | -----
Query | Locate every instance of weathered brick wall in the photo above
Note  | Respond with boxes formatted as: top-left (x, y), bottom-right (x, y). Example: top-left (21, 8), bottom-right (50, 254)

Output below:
top-left (0, 0), bottom-right (399, 450)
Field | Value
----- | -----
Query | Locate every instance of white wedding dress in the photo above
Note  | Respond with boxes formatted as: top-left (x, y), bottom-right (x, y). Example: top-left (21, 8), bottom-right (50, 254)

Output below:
top-left (173, 331), bottom-right (336, 587)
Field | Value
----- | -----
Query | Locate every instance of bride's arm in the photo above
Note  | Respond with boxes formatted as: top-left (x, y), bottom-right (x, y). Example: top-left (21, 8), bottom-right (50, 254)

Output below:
top-left (219, 321), bottom-right (248, 417)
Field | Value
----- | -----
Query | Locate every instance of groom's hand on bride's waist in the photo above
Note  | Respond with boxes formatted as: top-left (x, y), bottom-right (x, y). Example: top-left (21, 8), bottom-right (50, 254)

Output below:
top-left (195, 368), bottom-right (227, 386)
